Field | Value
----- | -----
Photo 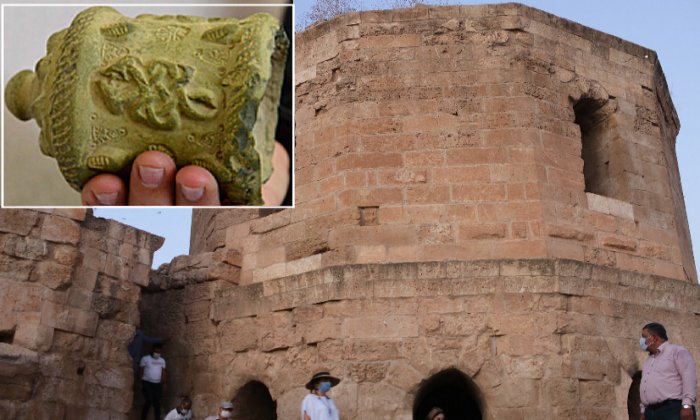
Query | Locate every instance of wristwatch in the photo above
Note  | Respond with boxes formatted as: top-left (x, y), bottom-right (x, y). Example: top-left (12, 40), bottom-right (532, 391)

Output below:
top-left (683, 404), bottom-right (693, 409)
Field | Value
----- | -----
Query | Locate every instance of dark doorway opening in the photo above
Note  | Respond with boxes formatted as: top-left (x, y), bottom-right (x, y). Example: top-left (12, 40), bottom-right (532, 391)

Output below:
top-left (413, 368), bottom-right (482, 420)
top-left (627, 371), bottom-right (642, 420)
top-left (232, 380), bottom-right (277, 420)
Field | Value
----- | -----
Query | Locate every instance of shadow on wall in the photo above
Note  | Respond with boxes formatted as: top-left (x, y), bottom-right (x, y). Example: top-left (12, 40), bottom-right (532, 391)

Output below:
top-left (413, 368), bottom-right (483, 420)
top-left (627, 371), bottom-right (642, 420)
top-left (232, 381), bottom-right (277, 420)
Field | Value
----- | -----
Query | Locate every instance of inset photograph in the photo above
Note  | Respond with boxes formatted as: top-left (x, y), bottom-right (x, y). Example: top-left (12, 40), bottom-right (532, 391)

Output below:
top-left (2, 4), bottom-right (293, 207)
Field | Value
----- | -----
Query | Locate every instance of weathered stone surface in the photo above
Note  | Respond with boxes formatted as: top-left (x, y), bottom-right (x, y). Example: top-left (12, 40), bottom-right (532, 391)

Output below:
top-left (3, 235), bottom-right (47, 260)
top-left (0, 211), bottom-right (38, 235)
top-left (30, 260), bottom-right (73, 290)
top-left (40, 215), bottom-right (81, 245)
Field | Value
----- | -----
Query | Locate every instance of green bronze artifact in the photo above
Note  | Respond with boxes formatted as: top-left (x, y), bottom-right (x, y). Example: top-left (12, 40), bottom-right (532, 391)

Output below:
top-left (5, 6), bottom-right (288, 205)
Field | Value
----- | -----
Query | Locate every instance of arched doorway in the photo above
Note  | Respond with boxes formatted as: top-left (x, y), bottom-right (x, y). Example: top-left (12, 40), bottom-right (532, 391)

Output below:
top-left (627, 371), bottom-right (642, 420)
top-left (413, 368), bottom-right (482, 420)
top-left (231, 380), bottom-right (277, 420)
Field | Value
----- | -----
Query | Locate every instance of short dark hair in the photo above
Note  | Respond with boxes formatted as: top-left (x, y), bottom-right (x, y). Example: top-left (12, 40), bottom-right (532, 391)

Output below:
top-left (153, 343), bottom-right (163, 351)
top-left (179, 396), bottom-right (192, 406)
top-left (643, 322), bottom-right (668, 341)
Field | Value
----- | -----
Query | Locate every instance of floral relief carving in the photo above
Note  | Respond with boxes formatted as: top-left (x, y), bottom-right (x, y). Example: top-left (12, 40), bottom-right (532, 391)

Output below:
top-left (94, 55), bottom-right (219, 130)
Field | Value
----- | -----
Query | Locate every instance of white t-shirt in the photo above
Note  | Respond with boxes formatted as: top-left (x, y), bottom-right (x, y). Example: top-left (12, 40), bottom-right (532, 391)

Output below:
top-left (301, 393), bottom-right (339, 420)
top-left (139, 354), bottom-right (166, 383)
top-left (163, 408), bottom-right (192, 420)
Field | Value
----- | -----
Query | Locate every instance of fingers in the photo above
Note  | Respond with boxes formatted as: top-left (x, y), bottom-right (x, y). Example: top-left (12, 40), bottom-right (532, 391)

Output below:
top-left (82, 174), bottom-right (127, 206)
top-left (83, 143), bottom-right (287, 206)
top-left (262, 142), bottom-right (291, 206)
top-left (128, 151), bottom-right (177, 206)
top-left (175, 165), bottom-right (220, 206)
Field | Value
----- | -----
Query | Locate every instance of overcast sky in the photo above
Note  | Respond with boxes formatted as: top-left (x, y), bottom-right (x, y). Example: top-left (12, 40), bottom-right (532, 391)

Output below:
top-left (99, 1), bottom-right (700, 274)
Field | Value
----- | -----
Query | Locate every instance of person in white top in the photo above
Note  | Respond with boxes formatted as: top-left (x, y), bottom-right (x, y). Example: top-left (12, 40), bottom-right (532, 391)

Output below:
top-left (163, 396), bottom-right (193, 420)
top-left (139, 344), bottom-right (167, 420)
top-left (301, 371), bottom-right (341, 420)
top-left (204, 401), bottom-right (234, 420)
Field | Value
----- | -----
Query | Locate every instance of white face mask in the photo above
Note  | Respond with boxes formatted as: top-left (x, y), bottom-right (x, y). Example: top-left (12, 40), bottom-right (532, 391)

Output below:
top-left (153, 353), bottom-right (161, 359)
top-left (220, 410), bottom-right (232, 418)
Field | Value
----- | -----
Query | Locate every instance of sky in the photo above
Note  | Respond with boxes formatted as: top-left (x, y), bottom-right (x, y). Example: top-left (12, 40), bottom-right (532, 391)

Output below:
top-left (97, 0), bottom-right (700, 274)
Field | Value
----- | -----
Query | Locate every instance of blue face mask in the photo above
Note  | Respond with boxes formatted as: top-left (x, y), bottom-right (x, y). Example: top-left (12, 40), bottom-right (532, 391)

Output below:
top-left (640, 336), bottom-right (648, 351)
top-left (318, 381), bottom-right (332, 393)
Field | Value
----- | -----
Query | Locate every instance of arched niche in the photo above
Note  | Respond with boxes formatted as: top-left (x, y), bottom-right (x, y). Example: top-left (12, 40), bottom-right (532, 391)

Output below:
top-left (231, 380), bottom-right (277, 420)
top-left (412, 368), bottom-right (483, 420)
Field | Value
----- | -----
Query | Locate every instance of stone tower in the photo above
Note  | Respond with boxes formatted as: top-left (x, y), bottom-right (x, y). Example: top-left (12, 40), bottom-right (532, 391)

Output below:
top-left (146, 3), bottom-right (699, 419)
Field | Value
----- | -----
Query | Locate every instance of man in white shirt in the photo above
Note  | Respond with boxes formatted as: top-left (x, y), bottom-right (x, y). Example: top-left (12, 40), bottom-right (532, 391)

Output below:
top-left (164, 396), bottom-right (193, 420)
top-left (204, 401), bottom-right (234, 420)
top-left (140, 344), bottom-right (167, 420)
top-left (639, 322), bottom-right (697, 420)
top-left (301, 371), bottom-right (340, 420)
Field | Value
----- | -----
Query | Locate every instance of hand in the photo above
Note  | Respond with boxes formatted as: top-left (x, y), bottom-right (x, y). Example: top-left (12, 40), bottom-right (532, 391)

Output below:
top-left (82, 142), bottom-right (290, 206)
top-left (680, 407), bottom-right (693, 420)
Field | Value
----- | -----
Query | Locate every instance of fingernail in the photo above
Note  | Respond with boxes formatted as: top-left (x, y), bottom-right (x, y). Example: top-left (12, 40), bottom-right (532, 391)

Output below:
top-left (139, 165), bottom-right (164, 188)
top-left (95, 192), bottom-right (118, 205)
top-left (180, 184), bottom-right (204, 202)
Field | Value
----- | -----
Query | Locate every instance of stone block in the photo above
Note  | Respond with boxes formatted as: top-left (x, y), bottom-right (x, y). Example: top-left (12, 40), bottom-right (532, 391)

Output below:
top-left (41, 301), bottom-right (98, 337)
top-left (343, 316), bottom-right (419, 339)
top-left (3, 235), bottom-right (47, 260)
top-left (292, 305), bottom-right (323, 324)
top-left (0, 375), bottom-right (34, 401)
top-left (52, 208), bottom-right (87, 221)
top-left (542, 377), bottom-right (579, 407)
top-left (500, 259), bottom-right (555, 276)
top-left (0, 210), bottom-right (38, 235)
top-left (13, 312), bottom-right (54, 352)
top-left (0, 254), bottom-right (34, 282)
top-left (128, 263), bottom-right (151, 287)
top-left (219, 319), bottom-right (258, 352)
top-left (342, 339), bottom-right (402, 362)
top-left (385, 361), bottom-right (424, 391)
top-left (0, 343), bottom-right (39, 377)
top-left (80, 247), bottom-right (107, 272)
top-left (30, 260), bottom-right (73, 290)
top-left (40, 215), bottom-right (81, 245)
top-left (96, 274), bottom-right (140, 303)
top-left (356, 382), bottom-right (404, 418)
top-left (104, 254), bottom-right (131, 281)
top-left (0, 281), bottom-right (42, 312)
top-left (52, 244), bottom-right (81, 266)
top-left (95, 320), bottom-right (135, 343)
top-left (348, 362), bottom-right (389, 383)
top-left (72, 266), bottom-right (99, 291)
top-left (91, 367), bottom-right (132, 390)
top-left (302, 317), bottom-right (342, 344)
top-left (184, 300), bottom-right (210, 323)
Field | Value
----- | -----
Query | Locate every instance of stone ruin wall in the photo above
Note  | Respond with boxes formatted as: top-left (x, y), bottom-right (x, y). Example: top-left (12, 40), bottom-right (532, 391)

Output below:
top-left (142, 257), bottom-right (700, 419)
top-left (191, 3), bottom-right (696, 286)
top-left (0, 209), bottom-right (162, 419)
top-left (152, 3), bottom-right (700, 419)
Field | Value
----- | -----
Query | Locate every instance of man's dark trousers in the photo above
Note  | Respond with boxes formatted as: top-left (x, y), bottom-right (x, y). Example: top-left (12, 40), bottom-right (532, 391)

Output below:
top-left (141, 380), bottom-right (163, 420)
top-left (645, 400), bottom-right (697, 420)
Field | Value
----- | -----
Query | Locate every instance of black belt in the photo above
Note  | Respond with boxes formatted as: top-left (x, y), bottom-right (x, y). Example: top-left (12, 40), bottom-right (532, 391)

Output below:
top-left (647, 399), bottom-right (681, 411)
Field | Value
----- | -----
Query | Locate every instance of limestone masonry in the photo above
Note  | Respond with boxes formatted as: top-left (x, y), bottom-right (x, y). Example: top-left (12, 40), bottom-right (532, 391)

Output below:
top-left (2, 3), bottom-right (700, 420)
top-left (0, 209), bottom-right (163, 418)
